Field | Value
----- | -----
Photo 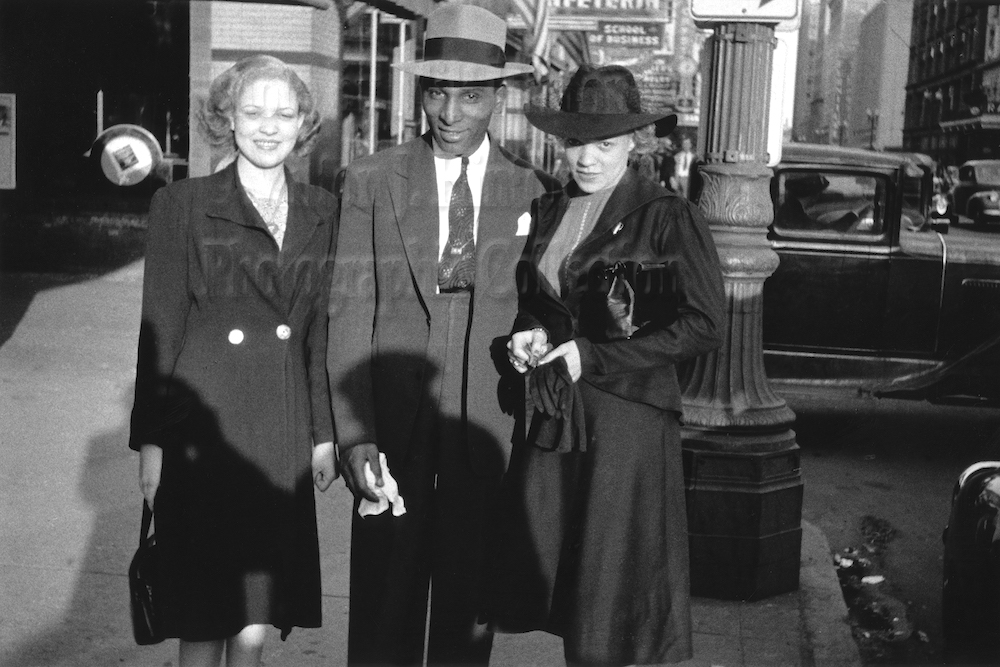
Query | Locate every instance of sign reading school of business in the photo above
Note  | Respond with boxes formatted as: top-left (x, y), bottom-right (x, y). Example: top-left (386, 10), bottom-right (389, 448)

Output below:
top-left (551, 0), bottom-right (673, 23)
top-left (587, 22), bottom-right (663, 49)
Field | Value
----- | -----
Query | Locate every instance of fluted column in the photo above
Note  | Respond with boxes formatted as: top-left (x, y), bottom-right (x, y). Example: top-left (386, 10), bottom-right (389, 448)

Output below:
top-left (681, 22), bottom-right (802, 601)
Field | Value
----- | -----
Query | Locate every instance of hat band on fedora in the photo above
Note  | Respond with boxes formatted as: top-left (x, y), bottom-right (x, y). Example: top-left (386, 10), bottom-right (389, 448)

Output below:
top-left (423, 37), bottom-right (506, 69)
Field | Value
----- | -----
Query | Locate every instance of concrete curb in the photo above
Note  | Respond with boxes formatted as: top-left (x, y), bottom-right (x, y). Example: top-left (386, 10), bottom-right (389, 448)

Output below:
top-left (800, 520), bottom-right (864, 667)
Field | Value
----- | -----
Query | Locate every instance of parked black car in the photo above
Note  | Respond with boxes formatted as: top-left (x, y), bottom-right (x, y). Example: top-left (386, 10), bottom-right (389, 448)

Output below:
top-left (941, 460), bottom-right (1000, 660)
top-left (763, 143), bottom-right (1000, 404)
top-left (950, 159), bottom-right (1000, 226)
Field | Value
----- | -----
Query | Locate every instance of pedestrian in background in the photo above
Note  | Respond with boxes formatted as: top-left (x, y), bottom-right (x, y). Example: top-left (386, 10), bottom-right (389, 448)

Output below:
top-left (491, 64), bottom-right (725, 666)
top-left (326, 5), bottom-right (559, 666)
top-left (658, 134), bottom-right (676, 190)
top-left (672, 135), bottom-right (696, 199)
top-left (131, 55), bottom-right (338, 667)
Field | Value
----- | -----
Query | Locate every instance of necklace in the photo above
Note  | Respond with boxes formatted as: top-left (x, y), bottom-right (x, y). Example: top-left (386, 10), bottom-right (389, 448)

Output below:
top-left (246, 185), bottom-right (289, 248)
top-left (558, 197), bottom-right (595, 292)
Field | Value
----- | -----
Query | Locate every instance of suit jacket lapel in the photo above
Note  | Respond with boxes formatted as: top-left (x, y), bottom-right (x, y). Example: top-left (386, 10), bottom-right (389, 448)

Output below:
top-left (392, 135), bottom-right (440, 303)
top-left (476, 140), bottom-right (520, 285)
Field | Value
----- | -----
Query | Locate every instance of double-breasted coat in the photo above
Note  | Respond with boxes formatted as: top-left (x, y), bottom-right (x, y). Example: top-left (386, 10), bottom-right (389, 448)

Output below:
top-left (327, 133), bottom-right (559, 665)
top-left (129, 164), bottom-right (338, 641)
top-left (489, 168), bottom-right (725, 665)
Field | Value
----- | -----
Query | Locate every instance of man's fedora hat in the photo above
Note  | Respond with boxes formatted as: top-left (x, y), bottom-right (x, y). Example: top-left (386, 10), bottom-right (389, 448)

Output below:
top-left (525, 65), bottom-right (678, 141)
top-left (394, 4), bottom-right (534, 81)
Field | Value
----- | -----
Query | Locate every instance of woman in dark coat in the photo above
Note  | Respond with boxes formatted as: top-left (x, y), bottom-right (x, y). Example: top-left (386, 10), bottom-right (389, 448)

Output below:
top-left (491, 65), bottom-right (726, 666)
top-left (131, 55), bottom-right (338, 667)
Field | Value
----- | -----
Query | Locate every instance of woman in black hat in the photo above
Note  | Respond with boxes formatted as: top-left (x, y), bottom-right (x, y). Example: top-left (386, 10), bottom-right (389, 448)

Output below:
top-left (490, 65), bottom-right (726, 665)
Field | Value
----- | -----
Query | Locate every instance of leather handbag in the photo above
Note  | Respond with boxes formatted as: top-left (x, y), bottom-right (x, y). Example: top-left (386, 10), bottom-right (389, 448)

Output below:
top-left (583, 261), bottom-right (677, 341)
top-left (129, 500), bottom-right (164, 645)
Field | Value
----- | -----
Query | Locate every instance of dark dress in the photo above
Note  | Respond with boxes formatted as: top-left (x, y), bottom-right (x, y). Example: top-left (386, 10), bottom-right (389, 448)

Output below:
top-left (129, 164), bottom-right (338, 641)
top-left (488, 170), bottom-right (725, 666)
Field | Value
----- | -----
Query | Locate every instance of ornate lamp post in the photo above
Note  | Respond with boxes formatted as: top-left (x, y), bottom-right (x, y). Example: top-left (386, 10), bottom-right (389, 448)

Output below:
top-left (683, 1), bottom-right (802, 601)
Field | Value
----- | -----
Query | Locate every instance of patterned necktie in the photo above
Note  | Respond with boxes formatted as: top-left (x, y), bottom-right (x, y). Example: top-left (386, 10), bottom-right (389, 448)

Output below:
top-left (438, 156), bottom-right (476, 291)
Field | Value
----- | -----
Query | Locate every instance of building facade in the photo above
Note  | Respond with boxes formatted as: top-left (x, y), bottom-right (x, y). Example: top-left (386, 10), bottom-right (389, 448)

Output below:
top-left (845, 0), bottom-right (912, 150)
top-left (903, 0), bottom-right (994, 166)
top-left (791, 0), bottom-right (881, 145)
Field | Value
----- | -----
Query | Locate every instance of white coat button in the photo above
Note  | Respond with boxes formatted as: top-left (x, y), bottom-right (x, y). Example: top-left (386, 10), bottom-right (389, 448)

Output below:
top-left (276, 324), bottom-right (291, 340)
top-left (228, 329), bottom-right (244, 345)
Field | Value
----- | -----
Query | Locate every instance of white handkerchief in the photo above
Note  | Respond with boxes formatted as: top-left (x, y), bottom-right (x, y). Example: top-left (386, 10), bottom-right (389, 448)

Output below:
top-left (516, 212), bottom-right (532, 236)
top-left (358, 452), bottom-right (406, 518)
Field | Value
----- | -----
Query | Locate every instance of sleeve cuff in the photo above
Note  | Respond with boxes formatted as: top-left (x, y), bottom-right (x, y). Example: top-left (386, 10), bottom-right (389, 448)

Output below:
top-left (575, 337), bottom-right (600, 375)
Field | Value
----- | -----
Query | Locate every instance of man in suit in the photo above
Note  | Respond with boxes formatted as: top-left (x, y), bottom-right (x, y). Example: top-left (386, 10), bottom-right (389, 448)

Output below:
top-left (327, 5), bottom-right (559, 665)
top-left (671, 135), bottom-right (695, 199)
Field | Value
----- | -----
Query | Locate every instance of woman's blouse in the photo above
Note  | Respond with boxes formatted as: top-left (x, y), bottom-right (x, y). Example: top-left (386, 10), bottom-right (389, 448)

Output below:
top-left (246, 188), bottom-right (289, 249)
top-left (538, 184), bottom-right (615, 296)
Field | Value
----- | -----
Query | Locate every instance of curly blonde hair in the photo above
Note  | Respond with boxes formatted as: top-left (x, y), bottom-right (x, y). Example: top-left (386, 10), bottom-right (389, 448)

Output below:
top-left (197, 55), bottom-right (321, 156)
top-left (630, 124), bottom-right (659, 157)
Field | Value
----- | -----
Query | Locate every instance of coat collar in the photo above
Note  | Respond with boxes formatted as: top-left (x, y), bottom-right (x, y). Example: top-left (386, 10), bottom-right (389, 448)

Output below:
top-left (203, 161), bottom-right (330, 265)
top-left (532, 167), bottom-right (667, 259)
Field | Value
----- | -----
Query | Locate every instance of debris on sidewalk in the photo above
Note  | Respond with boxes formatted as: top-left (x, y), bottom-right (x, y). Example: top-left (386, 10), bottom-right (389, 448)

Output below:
top-left (834, 515), bottom-right (932, 663)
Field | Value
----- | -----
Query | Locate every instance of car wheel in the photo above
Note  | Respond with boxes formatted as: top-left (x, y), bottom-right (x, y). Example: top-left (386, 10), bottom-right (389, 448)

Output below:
top-left (969, 204), bottom-right (985, 227)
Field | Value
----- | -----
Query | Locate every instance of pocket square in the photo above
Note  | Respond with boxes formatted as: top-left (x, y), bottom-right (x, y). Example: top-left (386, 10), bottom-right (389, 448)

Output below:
top-left (516, 212), bottom-right (532, 236)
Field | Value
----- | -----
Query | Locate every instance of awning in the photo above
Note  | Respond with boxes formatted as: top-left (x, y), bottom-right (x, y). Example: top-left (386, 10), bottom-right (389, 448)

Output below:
top-left (201, 0), bottom-right (335, 8)
top-left (940, 114), bottom-right (1000, 132)
top-left (355, 0), bottom-right (436, 19)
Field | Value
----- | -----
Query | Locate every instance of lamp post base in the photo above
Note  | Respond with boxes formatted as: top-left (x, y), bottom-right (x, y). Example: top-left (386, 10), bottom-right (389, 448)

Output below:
top-left (683, 426), bottom-right (803, 601)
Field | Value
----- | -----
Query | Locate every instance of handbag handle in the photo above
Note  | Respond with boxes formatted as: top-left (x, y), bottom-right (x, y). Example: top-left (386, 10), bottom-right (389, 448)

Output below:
top-left (140, 500), bottom-right (153, 547)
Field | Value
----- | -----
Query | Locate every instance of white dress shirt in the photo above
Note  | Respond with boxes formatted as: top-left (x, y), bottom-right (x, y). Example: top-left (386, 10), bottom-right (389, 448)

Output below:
top-left (674, 149), bottom-right (694, 178)
top-left (434, 135), bottom-right (490, 259)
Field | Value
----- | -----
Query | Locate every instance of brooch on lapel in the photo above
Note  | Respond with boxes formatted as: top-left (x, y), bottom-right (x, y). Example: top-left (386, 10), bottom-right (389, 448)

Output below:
top-left (612, 222), bottom-right (624, 235)
top-left (516, 212), bottom-right (532, 236)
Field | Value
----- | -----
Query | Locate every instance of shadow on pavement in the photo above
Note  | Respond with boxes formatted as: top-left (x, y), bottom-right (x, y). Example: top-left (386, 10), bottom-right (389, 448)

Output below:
top-left (0, 385), bottom-right (155, 667)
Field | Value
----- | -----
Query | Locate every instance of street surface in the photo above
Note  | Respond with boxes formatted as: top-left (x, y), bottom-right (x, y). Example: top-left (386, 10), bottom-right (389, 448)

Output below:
top-left (785, 383), bottom-right (1000, 664)
top-left (2, 262), bottom-right (1000, 665)
top-left (0, 264), bottom-right (352, 666)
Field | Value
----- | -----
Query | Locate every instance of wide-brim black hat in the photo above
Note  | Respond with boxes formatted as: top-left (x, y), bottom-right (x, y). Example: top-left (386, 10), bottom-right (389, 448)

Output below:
top-left (524, 65), bottom-right (677, 141)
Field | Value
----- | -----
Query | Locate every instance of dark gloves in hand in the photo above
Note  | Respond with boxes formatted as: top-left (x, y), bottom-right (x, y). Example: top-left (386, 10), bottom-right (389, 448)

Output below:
top-left (526, 358), bottom-right (587, 453)
top-left (528, 357), bottom-right (573, 418)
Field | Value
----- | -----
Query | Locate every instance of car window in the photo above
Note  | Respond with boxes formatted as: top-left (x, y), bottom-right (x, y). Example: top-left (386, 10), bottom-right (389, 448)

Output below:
top-left (972, 164), bottom-right (1000, 186)
top-left (774, 171), bottom-right (887, 238)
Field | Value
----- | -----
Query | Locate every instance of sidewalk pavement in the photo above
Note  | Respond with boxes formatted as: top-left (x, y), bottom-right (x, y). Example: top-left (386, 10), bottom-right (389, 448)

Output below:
top-left (0, 263), bottom-right (862, 667)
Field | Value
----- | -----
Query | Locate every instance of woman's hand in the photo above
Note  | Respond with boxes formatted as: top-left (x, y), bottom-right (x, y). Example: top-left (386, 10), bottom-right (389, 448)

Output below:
top-left (341, 443), bottom-right (383, 503)
top-left (139, 444), bottom-right (162, 510)
top-left (538, 341), bottom-right (582, 382)
top-left (507, 328), bottom-right (550, 374)
top-left (312, 441), bottom-right (336, 492)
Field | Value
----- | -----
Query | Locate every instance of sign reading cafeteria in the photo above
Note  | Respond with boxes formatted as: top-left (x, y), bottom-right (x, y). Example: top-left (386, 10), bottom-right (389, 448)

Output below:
top-left (551, 0), bottom-right (673, 22)
top-left (587, 22), bottom-right (663, 49)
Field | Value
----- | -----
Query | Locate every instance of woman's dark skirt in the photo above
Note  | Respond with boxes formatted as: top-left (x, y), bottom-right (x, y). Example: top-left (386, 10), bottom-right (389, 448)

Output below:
top-left (489, 380), bottom-right (692, 666)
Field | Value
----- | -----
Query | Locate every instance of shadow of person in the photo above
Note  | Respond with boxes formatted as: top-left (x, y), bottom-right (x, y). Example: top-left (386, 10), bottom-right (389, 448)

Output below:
top-left (1, 374), bottom-right (315, 667)
top-left (335, 351), bottom-right (521, 665)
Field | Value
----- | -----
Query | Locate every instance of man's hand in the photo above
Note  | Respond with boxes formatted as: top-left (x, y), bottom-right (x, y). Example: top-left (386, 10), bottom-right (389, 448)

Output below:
top-left (341, 443), bottom-right (383, 502)
top-left (538, 340), bottom-right (582, 382)
top-left (507, 328), bottom-right (550, 374)
top-left (139, 444), bottom-right (162, 510)
top-left (312, 441), bottom-right (337, 492)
